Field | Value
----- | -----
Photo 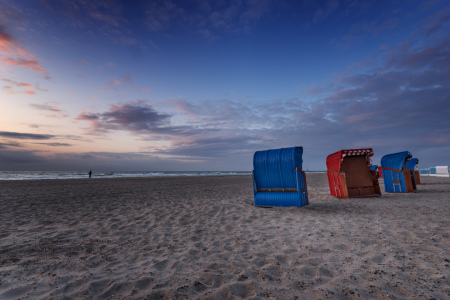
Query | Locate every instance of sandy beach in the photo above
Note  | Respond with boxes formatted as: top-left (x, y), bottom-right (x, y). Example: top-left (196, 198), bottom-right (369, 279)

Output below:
top-left (0, 174), bottom-right (449, 299)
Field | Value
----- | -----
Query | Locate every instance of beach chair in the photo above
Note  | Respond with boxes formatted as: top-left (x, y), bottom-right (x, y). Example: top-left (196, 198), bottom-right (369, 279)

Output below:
top-left (381, 151), bottom-right (416, 193)
top-left (326, 148), bottom-right (381, 198)
top-left (378, 166), bottom-right (383, 178)
top-left (420, 168), bottom-right (429, 175)
top-left (252, 147), bottom-right (308, 207)
top-left (370, 165), bottom-right (379, 178)
top-left (406, 158), bottom-right (420, 184)
top-left (435, 166), bottom-right (450, 177)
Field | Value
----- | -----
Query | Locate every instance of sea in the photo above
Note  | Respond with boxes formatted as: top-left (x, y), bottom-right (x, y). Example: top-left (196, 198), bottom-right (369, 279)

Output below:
top-left (0, 171), bottom-right (253, 181)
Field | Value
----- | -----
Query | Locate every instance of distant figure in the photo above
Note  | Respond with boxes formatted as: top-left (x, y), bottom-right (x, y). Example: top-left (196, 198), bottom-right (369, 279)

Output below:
top-left (89, 170), bottom-right (92, 178)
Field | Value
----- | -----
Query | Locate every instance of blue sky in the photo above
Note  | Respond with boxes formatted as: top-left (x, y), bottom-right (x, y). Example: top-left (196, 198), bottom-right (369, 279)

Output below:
top-left (1, 0), bottom-right (449, 171)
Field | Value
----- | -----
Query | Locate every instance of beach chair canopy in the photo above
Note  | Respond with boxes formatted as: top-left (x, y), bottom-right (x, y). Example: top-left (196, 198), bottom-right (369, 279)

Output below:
top-left (326, 148), bottom-right (380, 198)
top-left (326, 148), bottom-right (373, 172)
top-left (253, 147), bottom-right (303, 190)
top-left (370, 165), bottom-right (378, 171)
top-left (252, 147), bottom-right (308, 208)
top-left (406, 158), bottom-right (419, 171)
top-left (381, 151), bottom-right (412, 171)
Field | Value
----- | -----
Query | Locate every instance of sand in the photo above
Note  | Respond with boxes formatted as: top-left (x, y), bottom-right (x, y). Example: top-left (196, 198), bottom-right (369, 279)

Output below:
top-left (0, 174), bottom-right (449, 299)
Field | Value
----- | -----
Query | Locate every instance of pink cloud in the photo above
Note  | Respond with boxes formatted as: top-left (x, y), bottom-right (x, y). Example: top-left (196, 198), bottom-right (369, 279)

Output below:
top-left (0, 27), bottom-right (49, 76)
top-left (74, 112), bottom-right (101, 130)
top-left (131, 87), bottom-right (152, 92)
top-left (345, 112), bottom-right (376, 124)
top-left (121, 72), bottom-right (132, 82)
top-left (110, 79), bottom-right (124, 86)
top-left (0, 27), bottom-right (29, 57)
top-left (17, 82), bottom-right (34, 89)
top-left (0, 58), bottom-right (48, 74)
top-left (1, 78), bottom-right (47, 95)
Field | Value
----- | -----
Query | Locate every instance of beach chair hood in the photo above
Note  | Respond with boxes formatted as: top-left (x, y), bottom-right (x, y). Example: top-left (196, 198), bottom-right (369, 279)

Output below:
top-left (253, 147), bottom-right (303, 190)
top-left (326, 148), bottom-right (373, 172)
top-left (381, 151), bottom-right (412, 171)
top-left (406, 158), bottom-right (419, 171)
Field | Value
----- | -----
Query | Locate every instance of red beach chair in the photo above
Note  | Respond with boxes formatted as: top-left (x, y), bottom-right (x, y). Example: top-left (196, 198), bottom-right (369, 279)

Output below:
top-left (326, 148), bottom-right (381, 198)
top-left (378, 166), bottom-right (383, 178)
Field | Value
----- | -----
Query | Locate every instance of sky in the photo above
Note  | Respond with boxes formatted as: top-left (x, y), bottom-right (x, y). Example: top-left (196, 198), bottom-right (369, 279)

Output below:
top-left (1, 0), bottom-right (449, 171)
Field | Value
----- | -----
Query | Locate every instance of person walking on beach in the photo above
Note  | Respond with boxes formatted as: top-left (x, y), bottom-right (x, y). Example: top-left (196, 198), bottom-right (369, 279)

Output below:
top-left (89, 170), bottom-right (92, 178)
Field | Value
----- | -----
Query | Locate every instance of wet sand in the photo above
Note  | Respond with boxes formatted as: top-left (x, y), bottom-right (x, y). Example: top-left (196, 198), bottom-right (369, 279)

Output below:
top-left (0, 174), bottom-right (449, 299)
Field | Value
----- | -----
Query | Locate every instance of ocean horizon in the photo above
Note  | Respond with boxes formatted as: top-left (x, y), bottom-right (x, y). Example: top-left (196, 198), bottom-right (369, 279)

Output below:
top-left (0, 170), bottom-right (326, 181)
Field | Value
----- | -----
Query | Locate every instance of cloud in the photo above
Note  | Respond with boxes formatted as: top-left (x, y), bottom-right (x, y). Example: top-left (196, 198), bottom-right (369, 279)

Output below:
top-left (29, 103), bottom-right (62, 113)
top-left (131, 87), bottom-right (152, 93)
top-left (100, 73), bottom-right (134, 90)
top-left (77, 59), bottom-right (88, 65)
top-left (121, 72), bottom-right (132, 82)
top-left (0, 149), bottom-right (46, 165)
top-left (1, 78), bottom-right (48, 95)
top-left (29, 103), bottom-right (69, 118)
top-left (0, 58), bottom-right (48, 73)
top-left (110, 79), bottom-right (124, 86)
top-left (156, 135), bottom-right (267, 159)
top-left (295, 10), bottom-right (450, 166)
top-left (0, 25), bottom-right (26, 55)
top-left (0, 26), bottom-right (49, 76)
top-left (75, 100), bottom-right (177, 134)
top-left (154, 8), bottom-right (450, 166)
top-left (35, 143), bottom-right (72, 147)
top-left (0, 141), bottom-right (23, 149)
top-left (0, 131), bottom-right (56, 140)
top-left (0, 147), bottom-right (249, 171)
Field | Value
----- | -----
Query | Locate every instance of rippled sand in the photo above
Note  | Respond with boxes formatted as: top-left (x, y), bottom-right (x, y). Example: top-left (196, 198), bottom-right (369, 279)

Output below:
top-left (0, 174), bottom-right (449, 299)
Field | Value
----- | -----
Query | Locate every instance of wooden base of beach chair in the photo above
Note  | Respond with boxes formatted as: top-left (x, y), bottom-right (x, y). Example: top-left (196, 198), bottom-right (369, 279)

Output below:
top-left (382, 168), bottom-right (416, 193)
top-left (414, 170), bottom-right (421, 185)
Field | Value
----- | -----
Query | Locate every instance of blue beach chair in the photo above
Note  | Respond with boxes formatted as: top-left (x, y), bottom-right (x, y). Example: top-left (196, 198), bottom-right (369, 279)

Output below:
top-left (420, 168), bottom-right (429, 175)
top-left (381, 151), bottom-right (416, 193)
top-left (252, 147), bottom-right (308, 207)
top-left (406, 158), bottom-right (420, 184)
